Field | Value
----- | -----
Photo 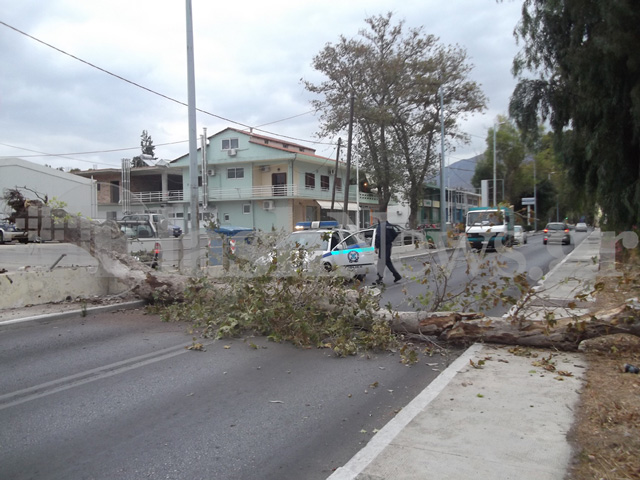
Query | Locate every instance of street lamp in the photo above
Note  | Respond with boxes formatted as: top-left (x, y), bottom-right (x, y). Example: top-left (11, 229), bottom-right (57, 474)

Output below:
top-left (533, 157), bottom-right (537, 232)
top-left (439, 85), bottom-right (446, 233)
top-left (493, 121), bottom-right (506, 207)
top-left (549, 172), bottom-right (560, 222)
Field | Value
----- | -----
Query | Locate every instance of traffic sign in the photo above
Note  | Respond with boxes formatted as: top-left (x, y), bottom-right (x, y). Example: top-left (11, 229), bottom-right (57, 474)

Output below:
top-left (522, 197), bottom-right (535, 206)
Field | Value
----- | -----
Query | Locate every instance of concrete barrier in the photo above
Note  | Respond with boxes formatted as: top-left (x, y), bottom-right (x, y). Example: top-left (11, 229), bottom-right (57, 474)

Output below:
top-left (0, 266), bottom-right (129, 310)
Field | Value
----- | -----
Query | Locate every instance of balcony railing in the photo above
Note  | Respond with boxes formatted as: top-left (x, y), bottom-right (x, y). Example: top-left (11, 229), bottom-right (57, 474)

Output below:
top-left (130, 190), bottom-right (185, 203)
top-left (206, 184), bottom-right (378, 204)
top-left (127, 185), bottom-right (378, 205)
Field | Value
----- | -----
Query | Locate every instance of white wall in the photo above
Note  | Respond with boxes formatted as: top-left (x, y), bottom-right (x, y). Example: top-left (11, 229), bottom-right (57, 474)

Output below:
top-left (0, 158), bottom-right (97, 218)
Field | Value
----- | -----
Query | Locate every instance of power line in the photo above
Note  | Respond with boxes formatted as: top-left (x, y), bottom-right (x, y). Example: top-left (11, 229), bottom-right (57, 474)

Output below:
top-left (0, 20), bottom-right (336, 152)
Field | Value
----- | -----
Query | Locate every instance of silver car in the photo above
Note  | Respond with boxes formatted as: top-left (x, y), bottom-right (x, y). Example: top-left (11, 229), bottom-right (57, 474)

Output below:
top-left (0, 222), bottom-right (29, 244)
top-left (514, 225), bottom-right (527, 245)
top-left (543, 222), bottom-right (571, 245)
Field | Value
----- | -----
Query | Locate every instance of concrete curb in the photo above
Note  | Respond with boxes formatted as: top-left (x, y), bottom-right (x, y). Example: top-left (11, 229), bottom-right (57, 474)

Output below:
top-left (0, 299), bottom-right (147, 327)
top-left (328, 343), bottom-right (485, 479)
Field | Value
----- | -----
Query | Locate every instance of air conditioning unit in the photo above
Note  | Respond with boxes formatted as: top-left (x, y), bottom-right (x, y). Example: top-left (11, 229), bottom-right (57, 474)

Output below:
top-left (329, 168), bottom-right (336, 175)
top-left (207, 168), bottom-right (215, 176)
top-left (263, 200), bottom-right (275, 211)
top-left (260, 165), bottom-right (271, 172)
top-left (227, 148), bottom-right (237, 156)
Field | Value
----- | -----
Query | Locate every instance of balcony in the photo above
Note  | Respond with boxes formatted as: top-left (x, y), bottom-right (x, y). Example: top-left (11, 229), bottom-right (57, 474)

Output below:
top-left (126, 185), bottom-right (378, 206)
top-left (129, 190), bottom-right (185, 203)
top-left (206, 184), bottom-right (378, 204)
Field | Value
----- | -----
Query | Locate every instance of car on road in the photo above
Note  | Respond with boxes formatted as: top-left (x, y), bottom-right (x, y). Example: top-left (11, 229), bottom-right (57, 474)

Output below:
top-left (0, 222), bottom-right (29, 244)
top-left (575, 222), bottom-right (588, 232)
top-left (514, 225), bottom-right (527, 245)
top-left (168, 224), bottom-right (183, 237)
top-left (265, 224), bottom-right (376, 279)
top-left (543, 222), bottom-right (571, 245)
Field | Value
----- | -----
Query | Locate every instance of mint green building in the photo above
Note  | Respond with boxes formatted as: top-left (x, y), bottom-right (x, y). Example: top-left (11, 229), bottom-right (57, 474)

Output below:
top-left (171, 128), bottom-right (379, 232)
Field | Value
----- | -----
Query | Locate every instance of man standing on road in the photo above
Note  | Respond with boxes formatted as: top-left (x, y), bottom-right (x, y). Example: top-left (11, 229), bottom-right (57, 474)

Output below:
top-left (373, 212), bottom-right (402, 285)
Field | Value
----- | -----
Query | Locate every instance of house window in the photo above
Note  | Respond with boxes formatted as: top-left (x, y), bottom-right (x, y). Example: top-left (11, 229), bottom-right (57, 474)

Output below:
top-left (221, 138), bottom-right (239, 150)
top-left (223, 213), bottom-right (230, 222)
top-left (198, 175), bottom-right (202, 187)
top-left (320, 175), bottom-right (330, 191)
top-left (335, 177), bottom-right (342, 192)
top-left (305, 172), bottom-right (316, 189)
top-left (110, 181), bottom-right (120, 203)
top-left (243, 204), bottom-right (251, 214)
top-left (227, 167), bottom-right (244, 179)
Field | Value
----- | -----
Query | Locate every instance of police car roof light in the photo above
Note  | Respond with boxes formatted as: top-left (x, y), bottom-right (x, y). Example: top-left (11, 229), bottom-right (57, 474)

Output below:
top-left (294, 220), bottom-right (339, 230)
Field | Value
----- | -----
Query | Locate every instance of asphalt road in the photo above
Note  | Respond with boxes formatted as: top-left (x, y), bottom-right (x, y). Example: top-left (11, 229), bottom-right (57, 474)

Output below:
top-left (0, 230), bottom-right (588, 479)
top-left (379, 230), bottom-right (591, 314)
top-left (0, 309), bottom-right (460, 480)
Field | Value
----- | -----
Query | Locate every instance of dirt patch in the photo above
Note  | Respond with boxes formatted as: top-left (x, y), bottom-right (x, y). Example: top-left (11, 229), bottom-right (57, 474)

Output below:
top-left (567, 266), bottom-right (640, 480)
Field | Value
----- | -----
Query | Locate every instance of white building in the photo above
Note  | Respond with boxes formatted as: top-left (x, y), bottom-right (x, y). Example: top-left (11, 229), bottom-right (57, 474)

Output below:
top-left (0, 158), bottom-right (97, 219)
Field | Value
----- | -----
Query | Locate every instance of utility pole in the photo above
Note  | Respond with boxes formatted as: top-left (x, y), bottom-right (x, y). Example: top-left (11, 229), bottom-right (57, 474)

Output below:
top-left (439, 85), bottom-right (446, 234)
top-left (343, 92), bottom-right (354, 219)
top-left (533, 157), bottom-right (537, 232)
top-left (186, 0), bottom-right (199, 271)
top-left (330, 138), bottom-right (341, 210)
top-left (493, 125), bottom-right (497, 207)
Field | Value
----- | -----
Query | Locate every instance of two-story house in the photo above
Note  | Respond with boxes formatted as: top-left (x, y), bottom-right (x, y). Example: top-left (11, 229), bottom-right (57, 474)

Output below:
top-left (171, 128), bottom-right (378, 232)
top-left (74, 160), bottom-right (184, 222)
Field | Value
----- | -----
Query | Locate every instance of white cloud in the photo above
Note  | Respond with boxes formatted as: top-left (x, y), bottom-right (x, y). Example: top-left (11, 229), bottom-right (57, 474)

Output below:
top-left (0, 0), bottom-right (523, 170)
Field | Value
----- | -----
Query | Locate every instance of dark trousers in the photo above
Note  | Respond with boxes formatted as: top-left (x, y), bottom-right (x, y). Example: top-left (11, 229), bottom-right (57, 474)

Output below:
top-left (377, 244), bottom-right (401, 280)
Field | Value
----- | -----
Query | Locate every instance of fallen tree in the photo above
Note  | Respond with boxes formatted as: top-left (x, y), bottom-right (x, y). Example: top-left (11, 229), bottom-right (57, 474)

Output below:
top-left (6, 189), bottom-right (637, 354)
top-left (379, 306), bottom-right (640, 351)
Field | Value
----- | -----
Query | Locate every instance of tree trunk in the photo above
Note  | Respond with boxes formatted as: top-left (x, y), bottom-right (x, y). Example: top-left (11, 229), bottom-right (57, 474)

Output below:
top-left (378, 306), bottom-right (640, 351)
top-left (63, 217), bottom-right (191, 302)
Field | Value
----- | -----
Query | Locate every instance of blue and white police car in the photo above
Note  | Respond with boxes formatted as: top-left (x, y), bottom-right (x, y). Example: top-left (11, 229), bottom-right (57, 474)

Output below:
top-left (272, 221), bottom-right (377, 279)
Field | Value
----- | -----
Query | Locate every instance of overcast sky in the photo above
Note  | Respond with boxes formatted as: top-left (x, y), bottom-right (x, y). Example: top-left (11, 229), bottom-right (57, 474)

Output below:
top-left (0, 0), bottom-right (523, 171)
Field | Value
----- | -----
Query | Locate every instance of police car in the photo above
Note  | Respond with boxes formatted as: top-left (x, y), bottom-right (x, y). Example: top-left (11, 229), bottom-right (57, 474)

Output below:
top-left (271, 221), bottom-right (377, 279)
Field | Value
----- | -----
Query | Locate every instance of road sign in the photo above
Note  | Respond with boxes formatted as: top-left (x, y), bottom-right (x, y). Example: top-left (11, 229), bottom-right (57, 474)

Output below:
top-left (522, 197), bottom-right (535, 206)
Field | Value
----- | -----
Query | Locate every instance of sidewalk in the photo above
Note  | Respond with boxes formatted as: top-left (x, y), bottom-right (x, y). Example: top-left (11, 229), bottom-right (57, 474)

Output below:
top-left (329, 230), bottom-right (602, 480)
top-left (329, 344), bottom-right (585, 480)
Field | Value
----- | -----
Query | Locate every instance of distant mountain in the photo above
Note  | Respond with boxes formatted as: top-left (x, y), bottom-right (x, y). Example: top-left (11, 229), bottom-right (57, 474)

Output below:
top-left (426, 154), bottom-right (483, 192)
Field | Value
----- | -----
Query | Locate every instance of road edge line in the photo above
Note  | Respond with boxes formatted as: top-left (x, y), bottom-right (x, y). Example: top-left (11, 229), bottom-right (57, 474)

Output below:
top-left (327, 342), bottom-right (485, 480)
top-left (0, 300), bottom-right (147, 327)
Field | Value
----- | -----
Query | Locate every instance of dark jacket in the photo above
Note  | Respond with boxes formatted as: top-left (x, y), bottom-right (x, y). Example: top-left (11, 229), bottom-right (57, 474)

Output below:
top-left (374, 222), bottom-right (399, 249)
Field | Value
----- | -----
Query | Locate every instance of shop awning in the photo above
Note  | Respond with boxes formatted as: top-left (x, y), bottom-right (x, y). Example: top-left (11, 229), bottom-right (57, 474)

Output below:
top-left (316, 200), bottom-right (359, 211)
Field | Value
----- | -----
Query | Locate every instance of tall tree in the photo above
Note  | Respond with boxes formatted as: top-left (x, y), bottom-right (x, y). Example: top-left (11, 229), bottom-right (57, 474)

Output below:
top-left (304, 13), bottom-right (485, 220)
top-left (472, 118), bottom-right (524, 206)
top-left (508, 0), bottom-right (640, 230)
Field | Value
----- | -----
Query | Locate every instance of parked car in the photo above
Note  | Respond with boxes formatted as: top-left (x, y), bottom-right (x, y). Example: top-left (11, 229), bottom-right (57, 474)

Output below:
top-left (117, 213), bottom-right (174, 238)
top-left (575, 222), bottom-right (588, 232)
top-left (391, 225), bottom-right (426, 246)
top-left (543, 222), bottom-right (571, 245)
top-left (0, 222), bottom-right (29, 244)
top-left (168, 224), bottom-right (183, 237)
top-left (514, 225), bottom-right (527, 245)
top-left (363, 224), bottom-right (428, 248)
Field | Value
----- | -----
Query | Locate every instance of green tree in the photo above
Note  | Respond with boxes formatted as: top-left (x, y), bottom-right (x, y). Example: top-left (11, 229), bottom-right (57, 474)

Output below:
top-left (304, 13), bottom-right (485, 222)
top-left (472, 118), bottom-right (525, 207)
top-left (508, 0), bottom-right (640, 230)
